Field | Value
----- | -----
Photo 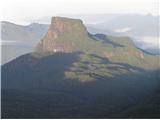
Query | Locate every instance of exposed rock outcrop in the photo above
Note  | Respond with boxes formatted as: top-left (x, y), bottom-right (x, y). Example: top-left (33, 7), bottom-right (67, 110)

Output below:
top-left (35, 17), bottom-right (88, 53)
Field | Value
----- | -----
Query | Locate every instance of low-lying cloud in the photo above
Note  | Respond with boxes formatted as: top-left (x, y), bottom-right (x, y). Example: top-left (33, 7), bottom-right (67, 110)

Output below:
top-left (134, 36), bottom-right (159, 49)
top-left (114, 27), bottom-right (132, 33)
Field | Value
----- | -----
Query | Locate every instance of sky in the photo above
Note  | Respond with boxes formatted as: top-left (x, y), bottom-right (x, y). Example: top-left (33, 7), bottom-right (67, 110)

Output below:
top-left (0, 0), bottom-right (159, 25)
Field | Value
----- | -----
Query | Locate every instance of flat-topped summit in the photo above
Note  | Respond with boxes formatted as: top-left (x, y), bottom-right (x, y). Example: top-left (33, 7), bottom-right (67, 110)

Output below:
top-left (35, 16), bottom-right (88, 53)
top-left (50, 17), bottom-right (87, 34)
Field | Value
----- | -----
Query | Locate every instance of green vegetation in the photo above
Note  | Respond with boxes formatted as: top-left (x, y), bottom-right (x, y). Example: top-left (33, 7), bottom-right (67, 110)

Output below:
top-left (36, 18), bottom-right (159, 70)
top-left (64, 53), bottom-right (141, 82)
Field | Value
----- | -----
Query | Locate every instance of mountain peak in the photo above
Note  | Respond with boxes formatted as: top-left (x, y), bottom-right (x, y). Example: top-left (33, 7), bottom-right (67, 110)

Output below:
top-left (51, 16), bottom-right (82, 23)
top-left (50, 16), bottom-right (87, 34)
top-left (35, 17), bottom-right (88, 53)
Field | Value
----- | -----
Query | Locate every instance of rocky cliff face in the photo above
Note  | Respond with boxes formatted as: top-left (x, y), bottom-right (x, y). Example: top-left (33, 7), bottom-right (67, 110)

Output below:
top-left (35, 17), bottom-right (88, 53)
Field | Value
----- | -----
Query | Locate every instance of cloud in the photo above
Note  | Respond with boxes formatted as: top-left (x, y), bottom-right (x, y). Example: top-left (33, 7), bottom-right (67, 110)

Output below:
top-left (114, 27), bottom-right (132, 33)
top-left (134, 36), bottom-right (160, 49)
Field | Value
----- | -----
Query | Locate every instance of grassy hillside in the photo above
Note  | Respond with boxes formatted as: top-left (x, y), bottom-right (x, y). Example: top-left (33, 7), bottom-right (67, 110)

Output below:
top-left (2, 52), bottom-right (159, 118)
top-left (36, 31), bottom-right (159, 70)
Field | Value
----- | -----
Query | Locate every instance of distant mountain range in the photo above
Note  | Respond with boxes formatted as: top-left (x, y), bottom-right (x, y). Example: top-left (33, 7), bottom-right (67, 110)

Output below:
top-left (87, 14), bottom-right (159, 55)
top-left (1, 21), bottom-right (49, 44)
top-left (2, 17), bottom-right (160, 118)
top-left (1, 21), bottom-right (49, 64)
top-left (90, 14), bottom-right (159, 37)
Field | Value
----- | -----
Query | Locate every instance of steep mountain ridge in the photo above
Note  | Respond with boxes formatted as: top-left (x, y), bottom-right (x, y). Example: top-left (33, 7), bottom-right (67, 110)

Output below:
top-left (34, 17), bottom-right (158, 70)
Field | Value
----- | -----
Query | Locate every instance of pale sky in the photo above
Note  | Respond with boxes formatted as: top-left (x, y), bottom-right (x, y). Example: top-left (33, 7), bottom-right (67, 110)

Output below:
top-left (0, 0), bottom-right (159, 24)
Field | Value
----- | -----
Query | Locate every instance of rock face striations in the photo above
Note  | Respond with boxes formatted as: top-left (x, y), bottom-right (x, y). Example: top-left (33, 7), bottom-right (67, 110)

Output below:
top-left (35, 17), bottom-right (88, 53)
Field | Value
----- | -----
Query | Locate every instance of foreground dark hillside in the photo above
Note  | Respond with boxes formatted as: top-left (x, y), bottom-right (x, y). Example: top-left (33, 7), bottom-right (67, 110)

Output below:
top-left (123, 88), bottom-right (160, 118)
top-left (2, 52), bottom-right (160, 118)
top-left (2, 87), bottom-right (160, 118)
